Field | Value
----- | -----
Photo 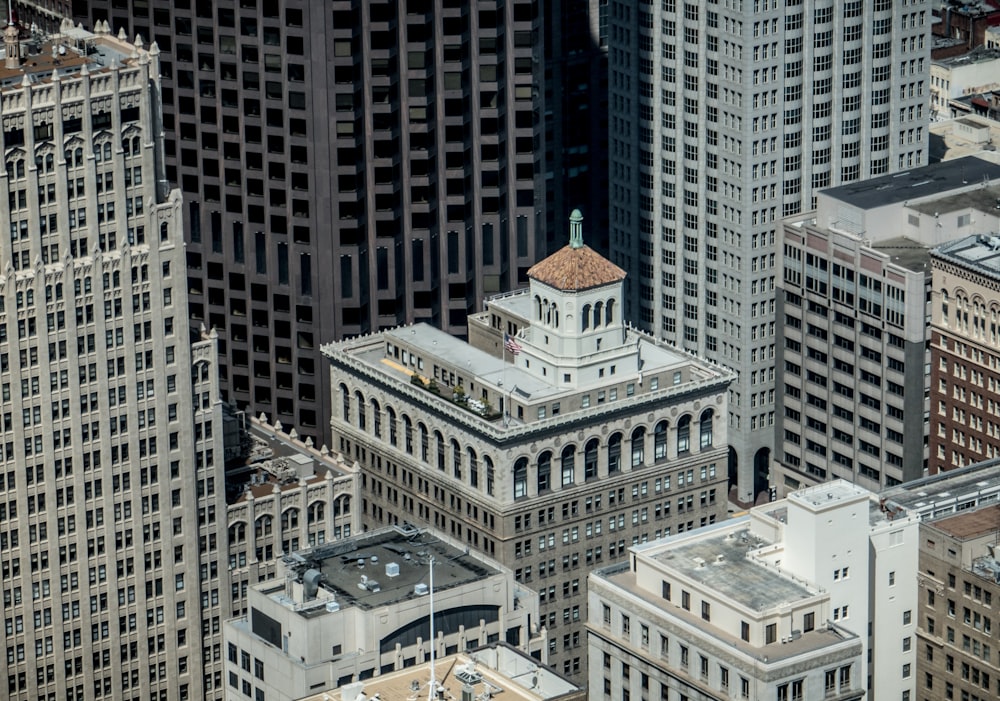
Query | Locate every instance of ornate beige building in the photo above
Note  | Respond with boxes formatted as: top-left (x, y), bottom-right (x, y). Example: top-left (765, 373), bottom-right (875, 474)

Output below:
top-left (324, 213), bottom-right (734, 680)
top-left (0, 21), bottom-right (228, 701)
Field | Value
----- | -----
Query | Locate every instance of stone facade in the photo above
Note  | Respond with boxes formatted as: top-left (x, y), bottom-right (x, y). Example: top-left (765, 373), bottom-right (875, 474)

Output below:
top-left (324, 223), bottom-right (733, 680)
top-left (0, 23), bottom-right (228, 701)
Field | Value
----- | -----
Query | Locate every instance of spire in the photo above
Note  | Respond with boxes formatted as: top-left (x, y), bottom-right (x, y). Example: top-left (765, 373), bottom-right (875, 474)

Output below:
top-left (4, 0), bottom-right (19, 70)
top-left (569, 209), bottom-right (584, 249)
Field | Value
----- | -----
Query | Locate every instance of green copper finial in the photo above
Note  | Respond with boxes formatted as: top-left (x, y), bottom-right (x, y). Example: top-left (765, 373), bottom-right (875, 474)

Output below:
top-left (569, 209), bottom-right (584, 249)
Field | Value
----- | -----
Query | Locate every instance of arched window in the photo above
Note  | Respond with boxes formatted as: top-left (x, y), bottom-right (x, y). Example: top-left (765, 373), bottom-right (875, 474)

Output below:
top-left (484, 456), bottom-right (494, 495)
top-left (561, 444), bottom-right (576, 486)
top-left (544, 299), bottom-right (551, 325)
top-left (468, 448), bottom-right (479, 488)
top-left (281, 508), bottom-right (300, 530)
top-left (387, 407), bottom-right (398, 446)
top-left (419, 423), bottom-right (429, 462)
top-left (452, 439), bottom-right (462, 479)
top-left (308, 502), bottom-right (325, 523)
top-left (229, 522), bottom-right (247, 544)
top-left (594, 301), bottom-right (604, 328)
top-left (606, 298), bottom-right (615, 325)
top-left (355, 391), bottom-right (366, 430)
top-left (339, 383), bottom-right (350, 422)
top-left (608, 433), bottom-right (622, 473)
top-left (700, 409), bottom-right (714, 449)
top-left (45, 153), bottom-right (54, 171)
top-left (513, 458), bottom-right (528, 499)
top-left (552, 304), bottom-right (559, 328)
top-left (654, 421), bottom-right (668, 460)
top-left (534, 295), bottom-right (542, 321)
top-left (103, 142), bottom-right (112, 161)
top-left (74, 147), bottom-right (83, 166)
top-left (631, 426), bottom-right (646, 467)
top-left (677, 415), bottom-right (691, 453)
top-left (403, 415), bottom-right (413, 454)
top-left (160, 221), bottom-right (169, 242)
top-left (435, 431), bottom-right (445, 470)
top-left (255, 515), bottom-right (272, 538)
top-left (537, 451), bottom-right (552, 492)
top-left (333, 495), bottom-right (351, 516)
top-left (584, 439), bottom-right (599, 480)
top-left (582, 304), bottom-right (591, 331)
top-left (371, 399), bottom-right (382, 438)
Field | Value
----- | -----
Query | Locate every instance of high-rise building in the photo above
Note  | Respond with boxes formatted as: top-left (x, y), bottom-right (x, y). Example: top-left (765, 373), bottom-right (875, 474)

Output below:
top-left (323, 213), bottom-right (734, 679)
top-left (588, 479), bottom-right (920, 701)
top-left (773, 157), bottom-right (1000, 495)
top-left (608, 0), bottom-right (932, 502)
top-left (930, 236), bottom-right (1000, 473)
top-left (0, 22), bottom-right (228, 701)
top-left (540, 0), bottom-right (610, 255)
top-left (72, 0), bottom-right (543, 446)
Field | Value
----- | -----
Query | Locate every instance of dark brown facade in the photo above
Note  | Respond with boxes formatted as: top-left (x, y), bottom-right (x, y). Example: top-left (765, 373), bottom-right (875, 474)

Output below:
top-left (929, 239), bottom-right (1000, 475)
top-left (74, 0), bottom-right (543, 446)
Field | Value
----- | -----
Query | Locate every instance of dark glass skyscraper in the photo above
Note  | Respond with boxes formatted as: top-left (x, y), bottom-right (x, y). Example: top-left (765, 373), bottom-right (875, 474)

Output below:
top-left (74, 0), bottom-right (543, 445)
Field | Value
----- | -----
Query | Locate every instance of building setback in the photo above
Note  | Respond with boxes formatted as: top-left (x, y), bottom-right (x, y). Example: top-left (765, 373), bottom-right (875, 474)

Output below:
top-left (323, 213), bottom-right (733, 680)
top-left (608, 0), bottom-right (931, 502)
top-left (0, 22), bottom-right (229, 701)
top-left (223, 416), bottom-right (362, 619)
top-left (72, 0), bottom-right (543, 447)
top-left (588, 479), bottom-right (920, 701)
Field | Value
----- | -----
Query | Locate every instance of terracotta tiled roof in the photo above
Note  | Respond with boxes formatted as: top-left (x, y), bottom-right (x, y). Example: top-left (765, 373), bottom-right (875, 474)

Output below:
top-left (527, 244), bottom-right (627, 292)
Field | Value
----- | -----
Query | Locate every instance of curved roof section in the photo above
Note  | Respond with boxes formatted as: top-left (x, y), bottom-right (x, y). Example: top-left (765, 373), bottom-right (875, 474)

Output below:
top-left (527, 244), bottom-right (626, 292)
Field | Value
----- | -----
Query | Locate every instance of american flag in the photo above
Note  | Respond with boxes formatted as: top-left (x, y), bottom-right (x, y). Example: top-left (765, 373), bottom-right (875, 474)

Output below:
top-left (504, 333), bottom-right (523, 356)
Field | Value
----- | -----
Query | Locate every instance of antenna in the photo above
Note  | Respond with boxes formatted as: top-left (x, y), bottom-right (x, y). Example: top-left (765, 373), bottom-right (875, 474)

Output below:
top-left (428, 556), bottom-right (436, 700)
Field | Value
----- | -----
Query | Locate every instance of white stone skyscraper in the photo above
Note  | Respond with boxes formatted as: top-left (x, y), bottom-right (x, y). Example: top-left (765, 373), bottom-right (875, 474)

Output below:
top-left (608, 0), bottom-right (931, 501)
top-left (0, 21), bottom-right (228, 701)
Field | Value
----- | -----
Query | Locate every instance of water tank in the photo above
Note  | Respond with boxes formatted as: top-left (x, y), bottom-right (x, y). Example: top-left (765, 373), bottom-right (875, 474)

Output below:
top-left (302, 569), bottom-right (322, 600)
top-left (385, 562), bottom-right (400, 578)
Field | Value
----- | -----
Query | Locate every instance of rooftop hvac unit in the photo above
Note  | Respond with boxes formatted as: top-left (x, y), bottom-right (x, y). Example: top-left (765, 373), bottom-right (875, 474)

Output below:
top-left (414, 582), bottom-right (429, 596)
top-left (385, 562), bottom-right (400, 578)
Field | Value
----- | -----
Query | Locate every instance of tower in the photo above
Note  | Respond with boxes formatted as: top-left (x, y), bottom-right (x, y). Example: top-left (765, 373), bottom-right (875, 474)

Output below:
top-left (72, 0), bottom-right (544, 448)
top-left (608, 0), bottom-right (931, 501)
top-left (0, 24), bottom-right (227, 701)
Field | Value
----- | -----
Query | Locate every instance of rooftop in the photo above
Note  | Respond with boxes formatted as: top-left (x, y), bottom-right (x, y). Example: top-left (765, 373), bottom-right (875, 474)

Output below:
top-left (297, 646), bottom-right (583, 701)
top-left (870, 236), bottom-right (932, 273)
top-left (906, 182), bottom-right (1000, 216)
top-left (934, 46), bottom-right (1000, 67)
top-left (821, 156), bottom-right (1000, 210)
top-left (595, 557), bottom-right (859, 663)
top-left (929, 505), bottom-right (1000, 540)
top-left (880, 458), bottom-right (1000, 520)
top-left (276, 526), bottom-right (500, 615)
top-left (931, 234), bottom-right (1000, 278)
top-left (0, 20), bottom-right (140, 90)
top-left (527, 244), bottom-right (626, 292)
top-left (651, 525), bottom-right (819, 612)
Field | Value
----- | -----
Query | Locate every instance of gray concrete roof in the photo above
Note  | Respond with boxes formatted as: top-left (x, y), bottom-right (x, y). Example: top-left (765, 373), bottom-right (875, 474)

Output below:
top-left (652, 527), bottom-right (818, 612)
top-left (931, 234), bottom-right (1000, 278)
top-left (880, 458), bottom-right (1000, 520)
top-left (870, 237), bottom-right (932, 273)
top-left (821, 156), bottom-right (1000, 210)
top-left (906, 183), bottom-right (1000, 216)
top-left (286, 527), bottom-right (500, 612)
